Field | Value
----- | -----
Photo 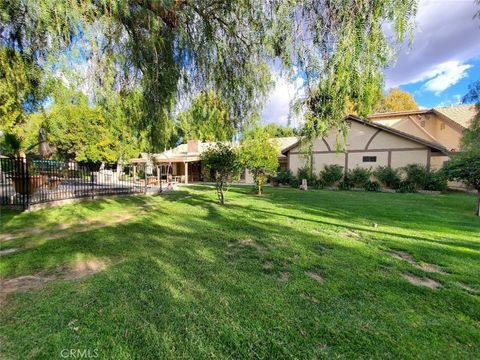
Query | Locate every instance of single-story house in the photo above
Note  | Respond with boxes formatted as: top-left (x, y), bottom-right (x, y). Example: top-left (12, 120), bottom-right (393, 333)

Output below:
top-left (130, 115), bottom-right (448, 184)
top-left (284, 115), bottom-right (448, 175)
top-left (130, 137), bottom-right (298, 184)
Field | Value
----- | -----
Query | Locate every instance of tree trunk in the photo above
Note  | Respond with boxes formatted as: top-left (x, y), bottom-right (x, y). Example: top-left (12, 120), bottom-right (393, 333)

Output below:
top-left (476, 191), bottom-right (480, 216)
top-left (219, 181), bottom-right (224, 205)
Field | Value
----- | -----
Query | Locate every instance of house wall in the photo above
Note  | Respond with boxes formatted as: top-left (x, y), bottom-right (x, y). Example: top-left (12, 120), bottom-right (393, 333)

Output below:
top-left (372, 113), bottom-right (463, 151)
top-left (288, 120), bottom-right (433, 175)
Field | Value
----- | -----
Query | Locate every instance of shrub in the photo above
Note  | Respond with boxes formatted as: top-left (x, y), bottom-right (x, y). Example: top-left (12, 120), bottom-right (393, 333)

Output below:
top-left (312, 179), bottom-right (325, 189)
top-left (338, 179), bottom-right (352, 190)
top-left (349, 167), bottom-right (372, 187)
top-left (290, 178), bottom-right (300, 188)
top-left (396, 181), bottom-right (416, 193)
top-left (297, 166), bottom-right (318, 185)
top-left (403, 164), bottom-right (429, 189)
top-left (320, 165), bottom-right (344, 186)
top-left (424, 169), bottom-right (448, 191)
top-left (364, 180), bottom-right (381, 192)
top-left (339, 171), bottom-right (354, 190)
top-left (276, 168), bottom-right (295, 185)
top-left (374, 166), bottom-right (401, 189)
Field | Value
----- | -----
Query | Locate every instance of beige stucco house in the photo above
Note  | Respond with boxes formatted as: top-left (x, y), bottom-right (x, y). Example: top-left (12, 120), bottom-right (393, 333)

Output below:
top-left (284, 115), bottom-right (448, 175)
top-left (131, 108), bottom-right (469, 184)
top-left (368, 104), bottom-right (476, 169)
top-left (130, 137), bottom-right (298, 184)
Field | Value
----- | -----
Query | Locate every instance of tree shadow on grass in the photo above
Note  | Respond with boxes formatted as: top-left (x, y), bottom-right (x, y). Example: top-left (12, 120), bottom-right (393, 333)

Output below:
top-left (1, 186), bottom-right (480, 358)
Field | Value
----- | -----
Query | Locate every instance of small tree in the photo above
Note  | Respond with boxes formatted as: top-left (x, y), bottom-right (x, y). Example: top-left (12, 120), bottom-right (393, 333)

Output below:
top-left (443, 84), bottom-right (480, 215)
top-left (240, 128), bottom-right (279, 195)
top-left (201, 143), bottom-right (241, 205)
top-left (443, 153), bottom-right (480, 216)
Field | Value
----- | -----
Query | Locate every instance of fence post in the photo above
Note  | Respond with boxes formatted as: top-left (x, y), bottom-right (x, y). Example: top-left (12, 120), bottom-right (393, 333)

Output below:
top-left (24, 157), bottom-right (30, 211)
top-left (91, 167), bottom-right (95, 200)
top-left (144, 165), bottom-right (147, 194)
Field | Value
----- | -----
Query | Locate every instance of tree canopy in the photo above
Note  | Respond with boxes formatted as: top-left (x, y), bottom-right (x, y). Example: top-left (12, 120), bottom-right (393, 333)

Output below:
top-left (375, 88), bottom-right (419, 113)
top-left (201, 143), bottom-right (241, 204)
top-left (178, 91), bottom-right (234, 142)
top-left (261, 123), bottom-right (297, 138)
top-left (1, 0), bottom-right (417, 151)
top-left (240, 127), bottom-right (279, 195)
top-left (443, 85), bottom-right (480, 216)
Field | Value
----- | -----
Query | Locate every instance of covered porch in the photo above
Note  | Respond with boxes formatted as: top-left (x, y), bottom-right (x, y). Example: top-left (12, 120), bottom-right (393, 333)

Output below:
top-left (156, 159), bottom-right (202, 184)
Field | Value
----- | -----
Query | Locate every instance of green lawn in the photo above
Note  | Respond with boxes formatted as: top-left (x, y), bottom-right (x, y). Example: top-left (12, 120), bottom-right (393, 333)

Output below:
top-left (0, 186), bottom-right (479, 359)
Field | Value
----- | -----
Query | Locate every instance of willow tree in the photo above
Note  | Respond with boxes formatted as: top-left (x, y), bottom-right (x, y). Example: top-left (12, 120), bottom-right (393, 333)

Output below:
top-left (178, 91), bottom-right (234, 142)
top-left (1, 0), bottom-right (417, 152)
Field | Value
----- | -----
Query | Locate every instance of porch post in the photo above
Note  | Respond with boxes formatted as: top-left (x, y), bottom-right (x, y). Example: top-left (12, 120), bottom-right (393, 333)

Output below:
top-left (184, 162), bottom-right (188, 184)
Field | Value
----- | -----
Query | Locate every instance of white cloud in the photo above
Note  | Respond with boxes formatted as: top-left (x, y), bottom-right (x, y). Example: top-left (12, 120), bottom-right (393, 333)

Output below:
top-left (261, 73), bottom-right (304, 127)
top-left (384, 0), bottom-right (480, 89)
top-left (421, 61), bottom-right (473, 94)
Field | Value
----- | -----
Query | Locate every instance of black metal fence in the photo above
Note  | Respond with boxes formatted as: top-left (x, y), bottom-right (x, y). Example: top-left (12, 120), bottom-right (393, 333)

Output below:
top-left (0, 157), bottom-right (159, 210)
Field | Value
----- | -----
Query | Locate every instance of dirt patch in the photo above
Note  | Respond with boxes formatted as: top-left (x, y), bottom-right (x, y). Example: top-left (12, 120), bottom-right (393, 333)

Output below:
top-left (300, 293), bottom-right (319, 304)
top-left (1, 211), bottom-right (135, 243)
top-left (305, 271), bottom-right (324, 283)
top-left (401, 274), bottom-right (441, 290)
top-left (341, 230), bottom-right (361, 239)
top-left (237, 239), bottom-right (266, 252)
top-left (1, 275), bottom-right (49, 293)
top-left (0, 258), bottom-right (108, 303)
top-left (417, 263), bottom-right (445, 274)
top-left (262, 261), bottom-right (273, 270)
top-left (389, 251), bottom-right (446, 274)
top-left (59, 259), bottom-right (108, 280)
top-left (0, 248), bottom-right (19, 256)
top-left (278, 272), bottom-right (290, 283)
top-left (459, 283), bottom-right (479, 295)
top-left (389, 251), bottom-right (416, 265)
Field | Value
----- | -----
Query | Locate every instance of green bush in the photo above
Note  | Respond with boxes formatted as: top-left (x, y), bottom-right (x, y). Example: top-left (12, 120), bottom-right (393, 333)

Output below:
top-left (424, 169), bottom-right (448, 191)
top-left (349, 167), bottom-right (372, 187)
top-left (402, 164), bottom-right (448, 191)
top-left (276, 168), bottom-right (295, 185)
top-left (320, 165), bottom-right (344, 186)
top-left (297, 166), bottom-right (319, 185)
top-left (374, 166), bottom-right (401, 189)
top-left (312, 180), bottom-right (324, 189)
top-left (364, 180), bottom-right (381, 192)
top-left (290, 178), bottom-right (300, 188)
top-left (403, 164), bottom-right (429, 189)
top-left (339, 171), bottom-right (354, 190)
top-left (396, 181), bottom-right (416, 193)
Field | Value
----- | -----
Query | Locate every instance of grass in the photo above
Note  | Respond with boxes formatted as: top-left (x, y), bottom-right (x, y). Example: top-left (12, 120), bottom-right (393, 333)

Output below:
top-left (0, 186), bottom-right (479, 359)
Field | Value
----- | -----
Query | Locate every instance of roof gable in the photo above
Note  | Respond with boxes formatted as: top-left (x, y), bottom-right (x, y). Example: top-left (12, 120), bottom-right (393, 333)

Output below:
top-left (282, 115), bottom-right (448, 155)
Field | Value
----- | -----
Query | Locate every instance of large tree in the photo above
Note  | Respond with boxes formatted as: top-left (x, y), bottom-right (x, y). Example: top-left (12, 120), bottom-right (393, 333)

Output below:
top-left (178, 91), bottom-right (234, 142)
top-left (1, 0), bottom-right (417, 148)
top-left (262, 123), bottom-right (297, 138)
top-left (375, 88), bottom-right (419, 113)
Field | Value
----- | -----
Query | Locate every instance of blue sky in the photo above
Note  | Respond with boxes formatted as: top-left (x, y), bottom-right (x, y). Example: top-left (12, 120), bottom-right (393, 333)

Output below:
top-left (399, 57), bottom-right (480, 108)
top-left (262, 0), bottom-right (480, 126)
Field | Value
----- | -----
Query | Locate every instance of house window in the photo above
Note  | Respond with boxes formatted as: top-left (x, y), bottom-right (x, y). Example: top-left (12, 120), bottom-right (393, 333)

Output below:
top-left (440, 122), bottom-right (445, 130)
top-left (420, 120), bottom-right (426, 127)
top-left (363, 156), bottom-right (377, 162)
